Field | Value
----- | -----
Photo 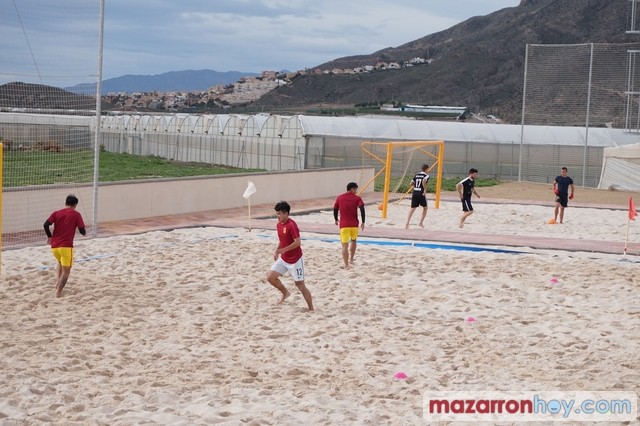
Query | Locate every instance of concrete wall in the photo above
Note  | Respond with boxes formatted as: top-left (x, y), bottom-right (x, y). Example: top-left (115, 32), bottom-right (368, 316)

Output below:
top-left (97, 167), bottom-right (373, 222)
top-left (3, 168), bottom-right (374, 232)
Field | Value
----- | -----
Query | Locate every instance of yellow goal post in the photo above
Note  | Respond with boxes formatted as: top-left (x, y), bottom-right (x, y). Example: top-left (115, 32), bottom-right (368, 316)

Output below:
top-left (0, 142), bottom-right (3, 276)
top-left (360, 140), bottom-right (445, 219)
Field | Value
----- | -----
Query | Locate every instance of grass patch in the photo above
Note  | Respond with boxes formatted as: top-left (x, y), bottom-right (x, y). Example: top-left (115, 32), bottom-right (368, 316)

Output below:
top-left (2, 150), bottom-right (94, 187)
top-left (2, 150), bottom-right (264, 187)
top-left (97, 152), bottom-right (264, 181)
top-left (2, 149), bottom-right (500, 191)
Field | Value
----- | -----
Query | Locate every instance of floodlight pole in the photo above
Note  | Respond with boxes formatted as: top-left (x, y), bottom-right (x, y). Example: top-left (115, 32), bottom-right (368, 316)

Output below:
top-left (519, 44), bottom-right (530, 182)
top-left (92, 0), bottom-right (105, 237)
top-left (0, 143), bottom-right (3, 277)
top-left (582, 43), bottom-right (594, 188)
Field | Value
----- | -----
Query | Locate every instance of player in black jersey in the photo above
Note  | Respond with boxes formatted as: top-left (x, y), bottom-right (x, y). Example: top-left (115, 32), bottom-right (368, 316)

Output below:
top-left (405, 164), bottom-right (430, 229)
top-left (456, 168), bottom-right (480, 228)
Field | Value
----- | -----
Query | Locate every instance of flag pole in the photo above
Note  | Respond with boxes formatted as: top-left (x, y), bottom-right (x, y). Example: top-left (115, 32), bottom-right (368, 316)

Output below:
top-left (625, 196), bottom-right (637, 255)
top-left (243, 181), bottom-right (256, 233)
top-left (624, 218), bottom-right (630, 256)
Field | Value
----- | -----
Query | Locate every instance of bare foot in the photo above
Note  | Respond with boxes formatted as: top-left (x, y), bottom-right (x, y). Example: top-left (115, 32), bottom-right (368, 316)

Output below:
top-left (56, 290), bottom-right (62, 298)
top-left (419, 223), bottom-right (424, 228)
top-left (278, 289), bottom-right (291, 304)
top-left (405, 224), bottom-right (409, 229)
top-left (459, 222), bottom-right (464, 229)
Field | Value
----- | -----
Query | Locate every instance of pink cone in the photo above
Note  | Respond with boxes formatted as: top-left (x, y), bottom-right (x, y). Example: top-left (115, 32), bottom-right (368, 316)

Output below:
top-left (466, 316), bottom-right (476, 323)
top-left (394, 372), bottom-right (408, 380)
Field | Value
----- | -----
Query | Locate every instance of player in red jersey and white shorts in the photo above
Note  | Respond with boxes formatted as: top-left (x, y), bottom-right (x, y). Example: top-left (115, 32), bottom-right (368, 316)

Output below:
top-left (266, 201), bottom-right (314, 311)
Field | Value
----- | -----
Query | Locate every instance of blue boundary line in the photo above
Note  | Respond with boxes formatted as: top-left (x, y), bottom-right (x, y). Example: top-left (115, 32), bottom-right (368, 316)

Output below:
top-left (23, 231), bottom-right (640, 274)
top-left (256, 233), bottom-right (524, 254)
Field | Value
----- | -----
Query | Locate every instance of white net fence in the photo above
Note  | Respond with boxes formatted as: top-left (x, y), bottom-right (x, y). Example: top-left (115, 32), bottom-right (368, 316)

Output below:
top-left (1, 0), bottom-right (100, 248)
top-left (521, 42), bottom-right (640, 186)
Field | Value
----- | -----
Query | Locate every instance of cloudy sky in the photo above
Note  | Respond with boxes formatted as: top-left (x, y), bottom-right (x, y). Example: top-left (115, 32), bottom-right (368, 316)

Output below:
top-left (1, 0), bottom-right (518, 86)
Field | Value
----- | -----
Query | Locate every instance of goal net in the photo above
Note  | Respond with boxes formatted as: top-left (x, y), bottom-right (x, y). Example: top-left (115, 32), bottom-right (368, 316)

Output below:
top-left (1, 1), bottom-right (101, 253)
top-left (361, 140), bottom-right (444, 218)
top-left (521, 42), bottom-right (640, 186)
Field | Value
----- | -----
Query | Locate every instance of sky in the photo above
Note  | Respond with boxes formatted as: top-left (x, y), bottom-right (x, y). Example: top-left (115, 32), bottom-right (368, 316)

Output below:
top-left (0, 0), bottom-right (519, 86)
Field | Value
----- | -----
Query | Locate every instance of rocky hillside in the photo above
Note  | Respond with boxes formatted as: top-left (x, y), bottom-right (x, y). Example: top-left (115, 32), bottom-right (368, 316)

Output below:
top-left (254, 0), bottom-right (636, 123)
top-left (0, 82), bottom-right (99, 111)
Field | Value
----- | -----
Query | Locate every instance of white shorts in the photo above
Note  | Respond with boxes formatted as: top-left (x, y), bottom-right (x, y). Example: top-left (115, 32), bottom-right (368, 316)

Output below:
top-left (270, 256), bottom-right (305, 281)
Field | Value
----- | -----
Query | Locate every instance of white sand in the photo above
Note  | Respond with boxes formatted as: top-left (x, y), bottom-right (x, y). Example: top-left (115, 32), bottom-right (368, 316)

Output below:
top-left (1, 201), bottom-right (639, 424)
top-left (298, 198), bottom-right (636, 243)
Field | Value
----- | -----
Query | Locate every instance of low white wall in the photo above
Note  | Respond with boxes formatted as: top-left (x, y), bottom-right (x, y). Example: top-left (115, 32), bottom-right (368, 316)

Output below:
top-left (3, 168), bottom-right (374, 232)
top-left (97, 167), bottom-right (374, 222)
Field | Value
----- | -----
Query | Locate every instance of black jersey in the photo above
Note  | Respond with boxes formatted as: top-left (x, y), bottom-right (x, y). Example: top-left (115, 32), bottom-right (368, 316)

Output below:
top-left (458, 176), bottom-right (475, 198)
top-left (412, 171), bottom-right (429, 192)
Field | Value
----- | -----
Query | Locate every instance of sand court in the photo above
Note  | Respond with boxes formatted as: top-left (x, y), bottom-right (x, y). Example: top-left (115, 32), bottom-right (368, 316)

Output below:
top-left (302, 198), bottom-right (632, 242)
top-left (1, 193), bottom-right (639, 425)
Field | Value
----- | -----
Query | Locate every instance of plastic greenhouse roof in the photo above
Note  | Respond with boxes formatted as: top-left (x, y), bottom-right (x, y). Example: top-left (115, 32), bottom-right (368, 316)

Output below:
top-left (4, 112), bottom-right (640, 148)
top-left (297, 115), bottom-right (640, 147)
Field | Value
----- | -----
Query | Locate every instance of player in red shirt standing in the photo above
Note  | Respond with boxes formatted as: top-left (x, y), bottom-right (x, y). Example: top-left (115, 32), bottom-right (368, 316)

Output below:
top-left (266, 201), bottom-right (314, 311)
top-left (43, 195), bottom-right (86, 298)
top-left (333, 182), bottom-right (365, 269)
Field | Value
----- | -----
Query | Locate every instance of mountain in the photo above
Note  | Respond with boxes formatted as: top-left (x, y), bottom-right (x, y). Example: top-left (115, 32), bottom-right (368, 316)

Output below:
top-left (254, 0), bottom-right (636, 123)
top-left (0, 82), bottom-right (101, 111)
top-left (67, 69), bottom-right (260, 95)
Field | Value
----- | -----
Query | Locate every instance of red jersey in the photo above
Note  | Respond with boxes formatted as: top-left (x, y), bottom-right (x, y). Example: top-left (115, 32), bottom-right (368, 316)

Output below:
top-left (277, 218), bottom-right (303, 263)
top-left (47, 207), bottom-right (85, 248)
top-left (333, 192), bottom-right (364, 228)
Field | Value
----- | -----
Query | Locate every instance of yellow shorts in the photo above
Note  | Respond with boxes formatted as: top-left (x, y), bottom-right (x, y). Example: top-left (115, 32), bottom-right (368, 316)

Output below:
top-left (51, 247), bottom-right (74, 267)
top-left (339, 227), bottom-right (359, 244)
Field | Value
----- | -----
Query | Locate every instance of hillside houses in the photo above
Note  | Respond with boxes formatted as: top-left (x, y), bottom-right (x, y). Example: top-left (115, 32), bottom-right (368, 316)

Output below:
top-left (103, 56), bottom-right (430, 110)
top-left (319, 56), bottom-right (429, 75)
top-left (104, 70), bottom-right (282, 111)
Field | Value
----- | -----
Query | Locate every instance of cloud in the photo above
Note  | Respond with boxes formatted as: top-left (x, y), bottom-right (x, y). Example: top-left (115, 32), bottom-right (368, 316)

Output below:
top-left (0, 0), bottom-right (518, 85)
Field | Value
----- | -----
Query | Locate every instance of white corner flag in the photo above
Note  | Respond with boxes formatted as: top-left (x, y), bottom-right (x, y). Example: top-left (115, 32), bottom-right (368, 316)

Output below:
top-left (243, 181), bottom-right (257, 232)
top-left (243, 181), bottom-right (256, 199)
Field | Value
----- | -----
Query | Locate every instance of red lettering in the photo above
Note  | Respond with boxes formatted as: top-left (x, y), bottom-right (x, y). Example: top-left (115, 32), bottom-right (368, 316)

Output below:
top-left (451, 400), bottom-right (465, 413)
top-left (465, 400), bottom-right (476, 413)
top-left (520, 399), bottom-right (533, 413)
top-left (476, 399), bottom-right (490, 413)
top-left (429, 400), bottom-right (448, 413)
top-left (506, 400), bottom-right (520, 414)
top-left (427, 397), bottom-right (535, 416)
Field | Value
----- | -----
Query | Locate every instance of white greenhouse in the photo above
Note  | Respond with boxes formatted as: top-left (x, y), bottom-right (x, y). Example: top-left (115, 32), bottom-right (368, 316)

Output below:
top-left (2, 112), bottom-right (640, 187)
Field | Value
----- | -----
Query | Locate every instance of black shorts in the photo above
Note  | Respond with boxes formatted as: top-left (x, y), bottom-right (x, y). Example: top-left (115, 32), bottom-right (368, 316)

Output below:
top-left (556, 194), bottom-right (568, 207)
top-left (462, 197), bottom-right (473, 212)
top-left (411, 191), bottom-right (427, 208)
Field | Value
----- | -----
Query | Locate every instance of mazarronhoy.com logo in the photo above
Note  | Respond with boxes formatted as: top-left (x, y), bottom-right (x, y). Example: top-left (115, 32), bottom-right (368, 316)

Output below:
top-left (423, 391), bottom-right (638, 422)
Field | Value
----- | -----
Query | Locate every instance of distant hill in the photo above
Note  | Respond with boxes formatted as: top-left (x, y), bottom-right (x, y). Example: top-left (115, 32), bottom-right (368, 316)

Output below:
top-left (0, 82), bottom-right (102, 111)
top-left (254, 0), bottom-right (636, 123)
top-left (67, 69), bottom-right (260, 95)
